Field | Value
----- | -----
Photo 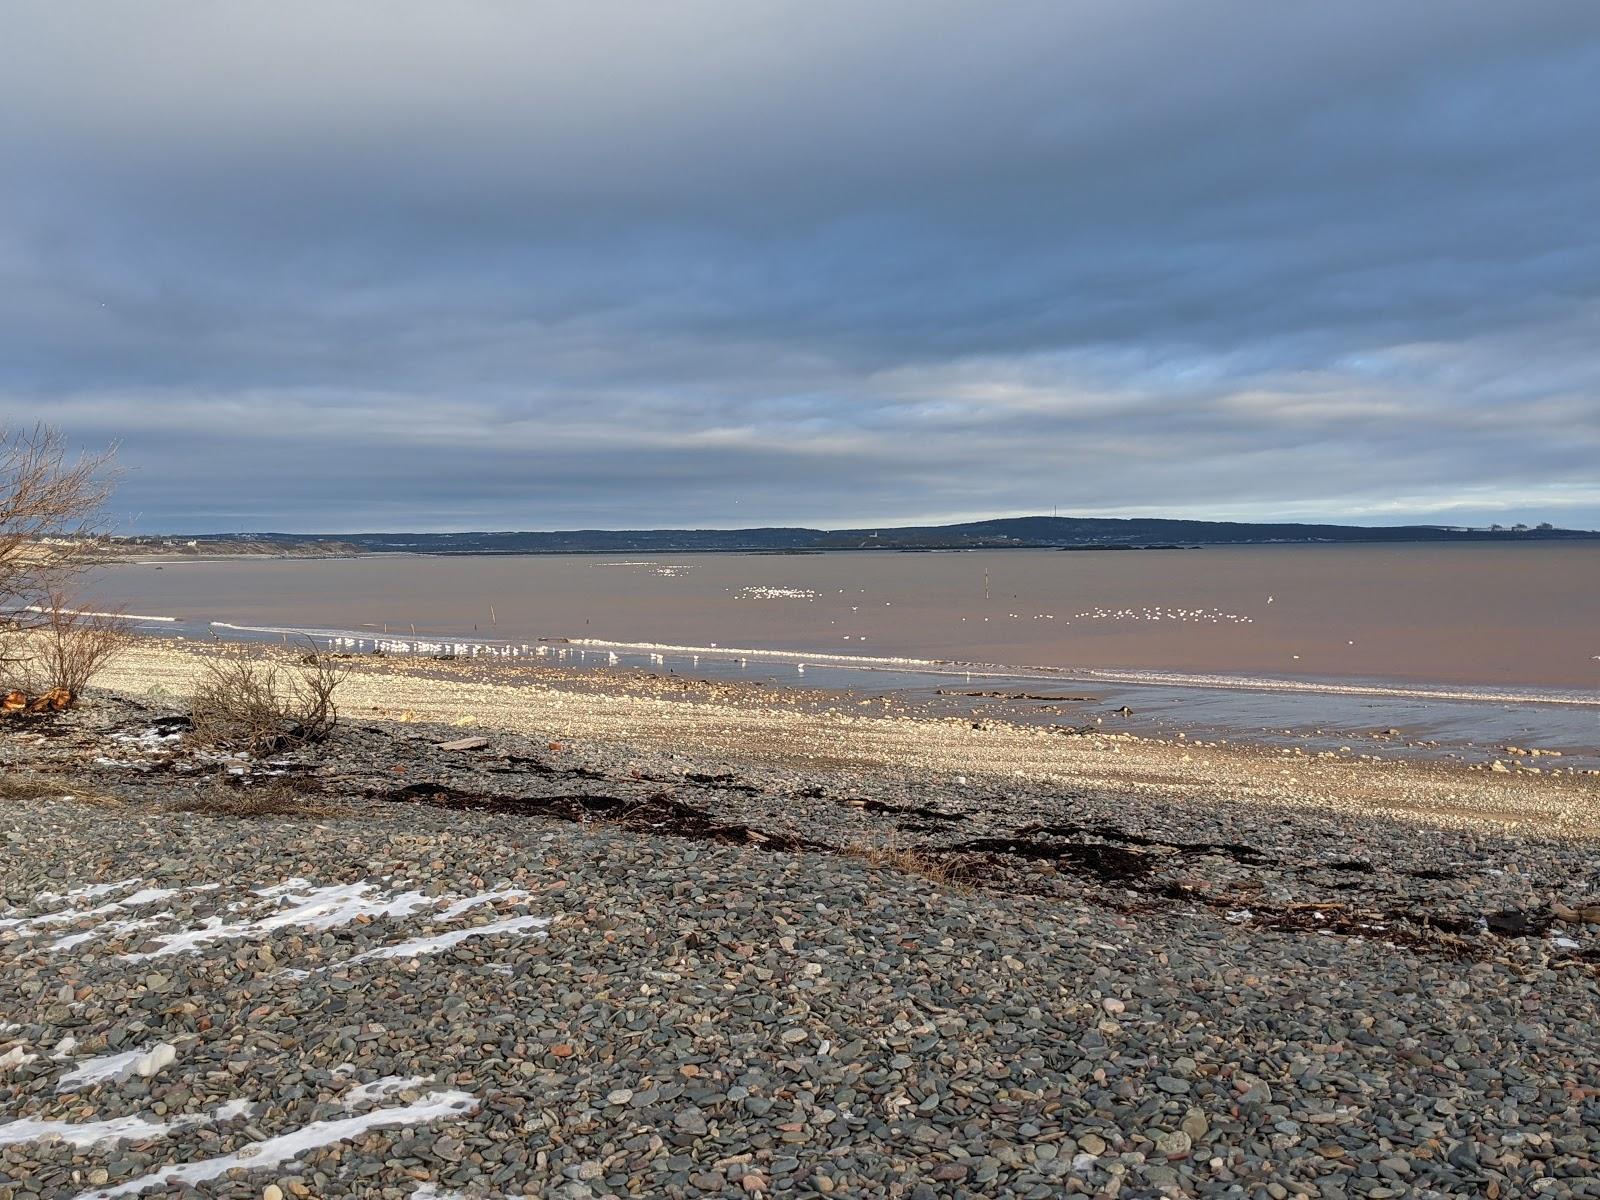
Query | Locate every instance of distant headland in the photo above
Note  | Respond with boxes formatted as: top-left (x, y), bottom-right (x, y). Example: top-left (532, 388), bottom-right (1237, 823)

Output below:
top-left (84, 515), bottom-right (1600, 558)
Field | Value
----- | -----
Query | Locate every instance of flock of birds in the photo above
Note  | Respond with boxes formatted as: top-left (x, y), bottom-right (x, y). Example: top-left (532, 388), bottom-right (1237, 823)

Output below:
top-left (594, 561), bottom-right (694, 578)
top-left (325, 636), bottom-right (631, 663)
top-left (1066, 604), bottom-right (1255, 625)
top-left (312, 579), bottom-right (1350, 674)
top-left (737, 586), bottom-right (819, 600)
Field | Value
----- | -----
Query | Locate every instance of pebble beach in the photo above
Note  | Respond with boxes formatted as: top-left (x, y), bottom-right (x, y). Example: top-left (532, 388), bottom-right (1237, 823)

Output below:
top-left (2, 637), bottom-right (1598, 1199)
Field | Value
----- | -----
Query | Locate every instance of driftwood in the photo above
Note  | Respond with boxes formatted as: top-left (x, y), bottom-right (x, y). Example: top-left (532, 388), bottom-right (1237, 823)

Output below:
top-left (2, 686), bottom-right (74, 714)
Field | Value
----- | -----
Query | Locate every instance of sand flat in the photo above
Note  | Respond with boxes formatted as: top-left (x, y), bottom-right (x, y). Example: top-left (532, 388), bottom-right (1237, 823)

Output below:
top-left (96, 636), bottom-right (1599, 837)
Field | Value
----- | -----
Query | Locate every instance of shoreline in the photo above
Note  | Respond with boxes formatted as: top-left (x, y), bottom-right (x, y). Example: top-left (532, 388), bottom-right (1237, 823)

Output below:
top-left (3, 635), bottom-right (1597, 1197)
top-left (94, 635), bottom-right (1600, 835)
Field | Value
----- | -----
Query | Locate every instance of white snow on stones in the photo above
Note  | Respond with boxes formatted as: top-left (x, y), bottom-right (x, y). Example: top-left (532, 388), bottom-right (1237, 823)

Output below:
top-left (54, 1047), bottom-right (147, 1092)
top-left (70, 1091), bottom-right (481, 1200)
top-left (4, 875), bottom-right (549, 969)
top-left (3, 1054), bottom-right (475, 1194)
top-left (31, 879), bottom-right (142, 905)
top-left (123, 880), bottom-right (441, 960)
top-left (0, 1113), bottom-right (184, 1150)
top-left (133, 1042), bottom-right (177, 1078)
top-left (346, 914), bottom-right (552, 963)
top-left (340, 1074), bottom-right (436, 1105)
top-left (1, 883), bottom-right (184, 939)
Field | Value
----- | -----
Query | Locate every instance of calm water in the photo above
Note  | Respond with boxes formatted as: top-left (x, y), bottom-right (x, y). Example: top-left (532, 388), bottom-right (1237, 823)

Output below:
top-left (86, 543), bottom-right (1600, 761)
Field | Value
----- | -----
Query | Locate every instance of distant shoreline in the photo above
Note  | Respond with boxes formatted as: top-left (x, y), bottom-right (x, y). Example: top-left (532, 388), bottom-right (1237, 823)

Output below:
top-left (78, 512), bottom-right (1600, 559)
top-left (108, 533), bottom-right (1600, 562)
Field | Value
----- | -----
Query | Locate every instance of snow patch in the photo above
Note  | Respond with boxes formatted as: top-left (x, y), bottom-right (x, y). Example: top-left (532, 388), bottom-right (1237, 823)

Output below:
top-left (31, 879), bottom-right (140, 905)
top-left (0, 1113), bottom-right (179, 1150)
top-left (55, 1047), bottom-right (148, 1092)
top-left (343, 1075), bottom-right (435, 1105)
top-left (348, 914), bottom-right (551, 962)
top-left (73, 1091), bottom-right (480, 1199)
top-left (8, 874), bottom-right (549, 970)
top-left (125, 880), bottom-right (435, 960)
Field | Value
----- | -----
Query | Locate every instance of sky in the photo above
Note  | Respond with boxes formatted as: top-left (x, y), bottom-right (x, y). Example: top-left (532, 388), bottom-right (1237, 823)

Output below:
top-left (5, 1), bottom-right (1600, 533)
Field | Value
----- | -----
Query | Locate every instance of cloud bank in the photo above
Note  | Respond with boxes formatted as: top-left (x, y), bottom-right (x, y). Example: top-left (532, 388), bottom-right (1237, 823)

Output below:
top-left (4, 1), bottom-right (1599, 530)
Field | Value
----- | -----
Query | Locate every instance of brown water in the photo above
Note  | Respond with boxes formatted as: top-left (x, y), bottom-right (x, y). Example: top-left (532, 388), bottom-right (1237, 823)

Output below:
top-left (87, 542), bottom-right (1599, 694)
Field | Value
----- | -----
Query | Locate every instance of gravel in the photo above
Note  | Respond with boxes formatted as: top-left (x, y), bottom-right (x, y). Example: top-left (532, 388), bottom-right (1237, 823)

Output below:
top-left (1, 682), bottom-right (1598, 1198)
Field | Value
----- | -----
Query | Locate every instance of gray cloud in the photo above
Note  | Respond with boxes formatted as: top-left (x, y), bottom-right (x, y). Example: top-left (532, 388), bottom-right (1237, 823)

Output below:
top-left (4, 0), bottom-right (1599, 530)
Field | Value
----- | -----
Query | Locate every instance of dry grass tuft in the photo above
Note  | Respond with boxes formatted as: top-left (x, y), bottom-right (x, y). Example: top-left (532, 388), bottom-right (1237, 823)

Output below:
top-left (0, 773), bottom-right (65, 803)
top-left (167, 780), bottom-right (339, 819)
top-left (0, 773), bottom-right (119, 806)
top-left (189, 644), bottom-right (348, 756)
top-left (847, 838), bottom-right (970, 891)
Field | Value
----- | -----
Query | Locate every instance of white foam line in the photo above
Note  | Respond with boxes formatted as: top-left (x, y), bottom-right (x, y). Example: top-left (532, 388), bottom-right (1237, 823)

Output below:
top-left (569, 638), bottom-right (1600, 708)
top-left (432, 885), bottom-right (530, 922)
top-left (209, 620), bottom-right (374, 639)
top-left (568, 636), bottom-right (1000, 673)
top-left (1075, 667), bottom-right (1600, 708)
top-left (73, 1092), bottom-right (480, 1199)
top-left (20, 606), bottom-right (175, 623)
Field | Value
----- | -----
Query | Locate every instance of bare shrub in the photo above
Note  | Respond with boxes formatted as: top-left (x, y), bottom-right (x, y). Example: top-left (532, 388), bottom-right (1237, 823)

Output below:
top-left (0, 424), bottom-right (117, 610)
top-left (166, 779), bottom-right (337, 819)
top-left (3, 593), bottom-right (132, 704)
top-left (190, 644), bottom-right (349, 756)
top-left (1, 425), bottom-right (119, 692)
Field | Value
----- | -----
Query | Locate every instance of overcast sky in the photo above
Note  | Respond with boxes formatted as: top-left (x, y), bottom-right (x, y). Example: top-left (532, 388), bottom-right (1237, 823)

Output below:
top-left (6, 1), bottom-right (1599, 532)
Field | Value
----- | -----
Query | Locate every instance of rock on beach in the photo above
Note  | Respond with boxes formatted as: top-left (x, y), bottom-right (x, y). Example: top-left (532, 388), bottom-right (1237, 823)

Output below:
top-left (0, 648), bottom-right (1597, 1198)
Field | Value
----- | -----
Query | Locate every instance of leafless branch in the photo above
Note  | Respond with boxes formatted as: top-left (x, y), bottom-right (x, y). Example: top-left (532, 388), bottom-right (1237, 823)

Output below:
top-left (1, 592), bottom-right (133, 703)
top-left (189, 642), bottom-right (349, 756)
top-left (0, 424), bottom-right (119, 611)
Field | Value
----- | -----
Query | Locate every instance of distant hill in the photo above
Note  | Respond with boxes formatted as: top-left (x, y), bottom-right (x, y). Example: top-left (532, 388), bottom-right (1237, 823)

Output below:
top-left (103, 516), bottom-right (1598, 556)
top-left (89, 536), bottom-right (367, 559)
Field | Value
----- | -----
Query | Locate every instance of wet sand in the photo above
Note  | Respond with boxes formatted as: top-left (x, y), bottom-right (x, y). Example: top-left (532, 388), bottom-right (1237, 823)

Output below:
top-left (97, 636), bottom-right (1600, 837)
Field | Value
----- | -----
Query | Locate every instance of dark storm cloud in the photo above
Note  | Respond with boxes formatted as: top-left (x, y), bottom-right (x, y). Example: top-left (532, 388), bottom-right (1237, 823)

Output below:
top-left (4, 1), bottom-right (1598, 530)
